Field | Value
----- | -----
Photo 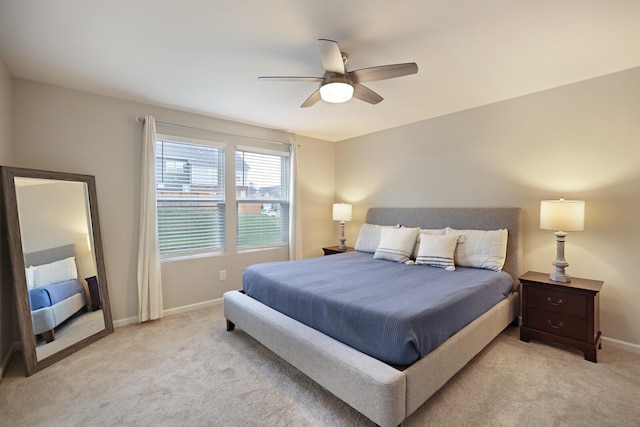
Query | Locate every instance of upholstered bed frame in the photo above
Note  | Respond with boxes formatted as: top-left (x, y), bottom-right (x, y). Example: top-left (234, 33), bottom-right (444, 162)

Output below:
top-left (26, 244), bottom-right (86, 342)
top-left (223, 207), bottom-right (522, 426)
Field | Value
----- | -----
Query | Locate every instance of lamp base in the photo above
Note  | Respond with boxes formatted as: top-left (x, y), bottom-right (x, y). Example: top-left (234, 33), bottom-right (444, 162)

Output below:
top-left (550, 271), bottom-right (571, 283)
top-left (550, 231), bottom-right (571, 282)
top-left (338, 221), bottom-right (347, 250)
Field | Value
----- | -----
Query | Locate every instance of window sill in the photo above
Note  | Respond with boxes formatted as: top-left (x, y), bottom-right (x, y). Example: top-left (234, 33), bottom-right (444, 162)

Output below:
top-left (160, 251), bottom-right (224, 263)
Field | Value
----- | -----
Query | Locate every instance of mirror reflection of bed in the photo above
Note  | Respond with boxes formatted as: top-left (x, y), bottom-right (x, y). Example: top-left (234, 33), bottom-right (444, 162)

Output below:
top-left (14, 176), bottom-right (106, 363)
top-left (24, 244), bottom-right (105, 361)
top-left (2, 166), bottom-right (113, 376)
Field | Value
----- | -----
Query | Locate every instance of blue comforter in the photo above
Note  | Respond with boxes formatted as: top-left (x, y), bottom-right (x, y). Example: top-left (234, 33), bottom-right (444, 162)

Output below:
top-left (28, 279), bottom-right (84, 311)
top-left (243, 251), bottom-right (514, 365)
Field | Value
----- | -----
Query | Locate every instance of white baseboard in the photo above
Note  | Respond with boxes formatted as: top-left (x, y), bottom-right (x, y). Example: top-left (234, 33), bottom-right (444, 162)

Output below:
top-left (602, 335), bottom-right (640, 354)
top-left (113, 297), bottom-right (223, 328)
top-left (0, 342), bottom-right (22, 380)
top-left (112, 316), bottom-right (138, 328)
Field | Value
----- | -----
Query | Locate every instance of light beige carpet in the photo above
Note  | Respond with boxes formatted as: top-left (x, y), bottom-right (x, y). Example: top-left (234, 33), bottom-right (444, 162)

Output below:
top-left (1, 303), bottom-right (638, 426)
top-left (36, 309), bottom-right (105, 360)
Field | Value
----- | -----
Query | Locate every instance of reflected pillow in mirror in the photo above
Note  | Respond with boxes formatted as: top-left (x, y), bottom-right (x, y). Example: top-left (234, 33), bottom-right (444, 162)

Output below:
top-left (25, 266), bottom-right (36, 289)
top-left (32, 256), bottom-right (79, 287)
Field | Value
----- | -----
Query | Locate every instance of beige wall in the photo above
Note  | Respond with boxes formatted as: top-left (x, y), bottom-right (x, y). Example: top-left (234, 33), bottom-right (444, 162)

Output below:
top-left (11, 80), bottom-right (335, 323)
top-left (336, 67), bottom-right (640, 348)
top-left (0, 56), bottom-right (15, 376)
top-left (16, 181), bottom-right (95, 279)
top-left (0, 57), bottom-right (11, 163)
top-left (295, 134), bottom-right (337, 256)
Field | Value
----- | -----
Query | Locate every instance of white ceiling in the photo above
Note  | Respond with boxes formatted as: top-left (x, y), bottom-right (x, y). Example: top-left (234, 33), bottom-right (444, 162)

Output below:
top-left (1, 1), bottom-right (640, 142)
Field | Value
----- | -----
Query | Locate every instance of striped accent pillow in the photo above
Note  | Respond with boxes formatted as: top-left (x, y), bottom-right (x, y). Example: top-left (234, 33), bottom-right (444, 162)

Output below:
top-left (415, 234), bottom-right (460, 271)
top-left (411, 228), bottom-right (446, 260)
top-left (373, 227), bottom-right (420, 263)
top-left (354, 224), bottom-right (400, 253)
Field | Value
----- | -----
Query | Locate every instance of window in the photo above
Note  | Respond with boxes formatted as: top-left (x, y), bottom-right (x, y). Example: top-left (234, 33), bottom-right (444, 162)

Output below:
top-left (236, 148), bottom-right (290, 249)
top-left (155, 138), bottom-right (225, 257)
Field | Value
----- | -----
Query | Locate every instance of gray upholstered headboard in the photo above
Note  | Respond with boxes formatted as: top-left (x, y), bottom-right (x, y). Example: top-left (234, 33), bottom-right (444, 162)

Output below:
top-left (365, 207), bottom-right (523, 283)
top-left (24, 244), bottom-right (76, 267)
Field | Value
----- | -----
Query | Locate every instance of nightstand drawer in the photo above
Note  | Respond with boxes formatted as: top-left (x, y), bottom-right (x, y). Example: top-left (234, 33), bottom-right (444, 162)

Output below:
top-left (528, 308), bottom-right (587, 341)
top-left (527, 286), bottom-right (587, 318)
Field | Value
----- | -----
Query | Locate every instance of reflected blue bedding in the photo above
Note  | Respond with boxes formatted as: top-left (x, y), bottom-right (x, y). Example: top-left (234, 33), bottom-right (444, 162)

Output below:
top-left (243, 251), bottom-right (513, 365)
top-left (28, 279), bottom-right (84, 311)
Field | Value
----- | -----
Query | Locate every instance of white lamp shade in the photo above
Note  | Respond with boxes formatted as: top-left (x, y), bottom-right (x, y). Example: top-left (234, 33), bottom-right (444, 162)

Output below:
top-left (332, 203), bottom-right (352, 222)
top-left (540, 199), bottom-right (585, 232)
top-left (320, 82), bottom-right (354, 103)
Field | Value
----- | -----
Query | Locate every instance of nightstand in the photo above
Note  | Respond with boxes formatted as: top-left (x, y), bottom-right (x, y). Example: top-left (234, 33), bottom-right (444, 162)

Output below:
top-left (519, 271), bottom-right (603, 362)
top-left (85, 276), bottom-right (102, 311)
top-left (322, 246), bottom-right (354, 256)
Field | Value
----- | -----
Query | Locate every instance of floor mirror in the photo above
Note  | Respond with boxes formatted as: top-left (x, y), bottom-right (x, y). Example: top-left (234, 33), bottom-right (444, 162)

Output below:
top-left (1, 166), bottom-right (113, 376)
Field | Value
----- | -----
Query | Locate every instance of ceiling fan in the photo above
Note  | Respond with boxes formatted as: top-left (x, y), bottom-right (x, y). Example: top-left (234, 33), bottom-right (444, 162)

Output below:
top-left (259, 39), bottom-right (418, 107)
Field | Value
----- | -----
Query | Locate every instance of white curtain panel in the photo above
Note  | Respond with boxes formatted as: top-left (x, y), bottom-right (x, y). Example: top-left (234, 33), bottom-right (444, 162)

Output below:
top-left (137, 115), bottom-right (163, 322)
top-left (288, 134), bottom-right (303, 260)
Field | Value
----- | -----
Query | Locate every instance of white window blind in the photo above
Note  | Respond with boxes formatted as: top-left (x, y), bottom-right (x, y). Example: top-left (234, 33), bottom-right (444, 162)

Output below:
top-left (155, 138), bottom-right (225, 256)
top-left (236, 148), bottom-right (290, 249)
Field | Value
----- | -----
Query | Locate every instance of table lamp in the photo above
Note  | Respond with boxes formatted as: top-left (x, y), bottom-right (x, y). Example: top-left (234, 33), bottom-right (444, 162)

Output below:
top-left (332, 203), bottom-right (352, 250)
top-left (540, 198), bottom-right (585, 282)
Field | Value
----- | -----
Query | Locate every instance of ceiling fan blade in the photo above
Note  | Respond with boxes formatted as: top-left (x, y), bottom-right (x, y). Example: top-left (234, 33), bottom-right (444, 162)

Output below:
top-left (352, 83), bottom-right (383, 104)
top-left (301, 89), bottom-right (322, 108)
top-left (349, 62), bottom-right (418, 83)
top-left (318, 39), bottom-right (346, 75)
top-left (258, 76), bottom-right (323, 83)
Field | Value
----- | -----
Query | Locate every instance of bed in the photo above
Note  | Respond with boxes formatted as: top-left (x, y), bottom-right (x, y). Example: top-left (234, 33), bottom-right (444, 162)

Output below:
top-left (224, 207), bottom-right (522, 426)
top-left (25, 244), bottom-right (87, 343)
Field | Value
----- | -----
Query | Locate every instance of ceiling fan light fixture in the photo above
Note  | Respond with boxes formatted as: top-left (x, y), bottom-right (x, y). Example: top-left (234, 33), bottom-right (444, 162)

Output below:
top-left (259, 39), bottom-right (418, 107)
top-left (320, 81), bottom-right (354, 103)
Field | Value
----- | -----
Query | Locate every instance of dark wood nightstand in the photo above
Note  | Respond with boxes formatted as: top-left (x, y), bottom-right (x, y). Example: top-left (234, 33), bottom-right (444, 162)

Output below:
top-left (85, 276), bottom-right (102, 311)
top-left (519, 271), bottom-right (603, 362)
top-left (322, 246), bottom-right (354, 256)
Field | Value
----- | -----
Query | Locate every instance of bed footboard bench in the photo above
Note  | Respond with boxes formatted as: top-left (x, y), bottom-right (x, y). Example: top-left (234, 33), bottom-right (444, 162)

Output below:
top-left (224, 290), bottom-right (406, 426)
top-left (224, 290), bottom-right (518, 426)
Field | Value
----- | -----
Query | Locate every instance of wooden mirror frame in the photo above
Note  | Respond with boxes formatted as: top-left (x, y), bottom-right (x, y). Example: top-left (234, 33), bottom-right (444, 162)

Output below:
top-left (1, 166), bottom-right (113, 376)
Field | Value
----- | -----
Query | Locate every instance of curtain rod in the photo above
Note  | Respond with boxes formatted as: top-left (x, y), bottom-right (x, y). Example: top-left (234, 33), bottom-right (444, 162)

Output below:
top-left (136, 116), bottom-right (293, 146)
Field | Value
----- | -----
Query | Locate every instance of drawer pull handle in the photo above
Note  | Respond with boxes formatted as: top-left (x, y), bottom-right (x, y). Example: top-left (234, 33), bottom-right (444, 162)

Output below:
top-left (547, 297), bottom-right (563, 306)
top-left (548, 320), bottom-right (564, 329)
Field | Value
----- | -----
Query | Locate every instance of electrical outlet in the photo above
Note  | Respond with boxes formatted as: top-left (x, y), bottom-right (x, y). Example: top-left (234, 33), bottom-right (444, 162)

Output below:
top-left (219, 270), bottom-right (226, 280)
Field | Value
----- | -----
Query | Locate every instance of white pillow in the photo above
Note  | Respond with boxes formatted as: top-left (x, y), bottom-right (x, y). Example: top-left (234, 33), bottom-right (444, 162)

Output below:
top-left (411, 228), bottom-right (446, 260)
top-left (415, 234), bottom-right (460, 271)
top-left (32, 256), bottom-right (78, 287)
top-left (355, 224), bottom-right (399, 253)
top-left (25, 266), bottom-right (36, 290)
top-left (374, 227), bottom-right (420, 263)
top-left (445, 227), bottom-right (508, 271)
